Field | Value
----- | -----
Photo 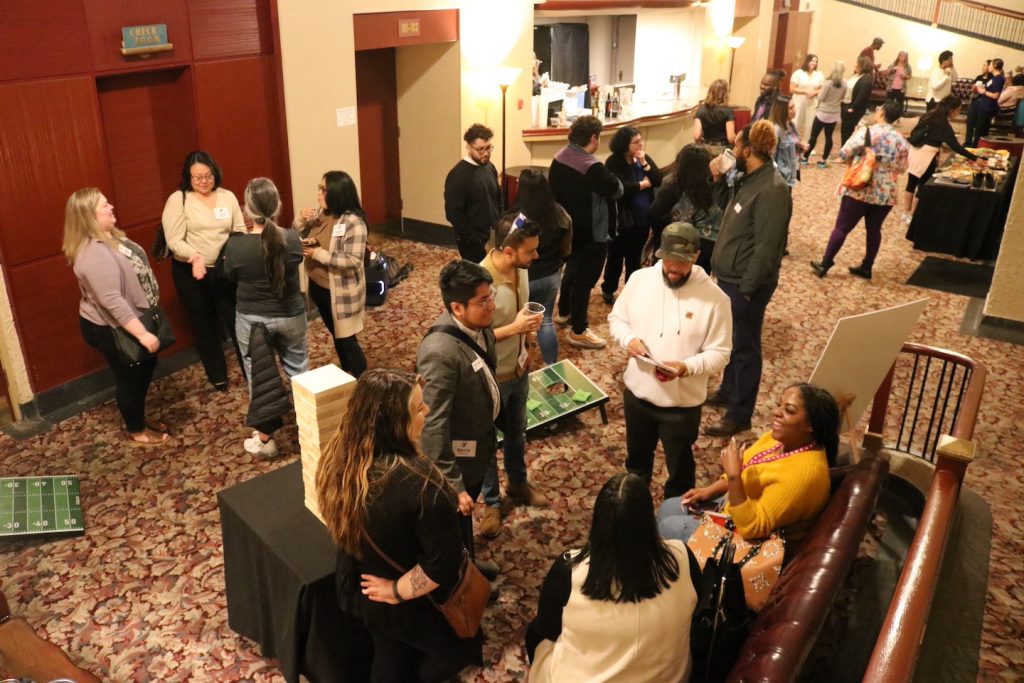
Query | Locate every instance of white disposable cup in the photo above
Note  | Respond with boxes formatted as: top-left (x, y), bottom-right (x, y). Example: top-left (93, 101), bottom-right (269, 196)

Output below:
top-left (524, 302), bottom-right (545, 316)
top-left (716, 149), bottom-right (736, 174)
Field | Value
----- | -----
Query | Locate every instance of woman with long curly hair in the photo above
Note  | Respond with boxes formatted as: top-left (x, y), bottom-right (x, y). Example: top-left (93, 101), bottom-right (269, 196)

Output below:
top-left (316, 369), bottom-right (482, 682)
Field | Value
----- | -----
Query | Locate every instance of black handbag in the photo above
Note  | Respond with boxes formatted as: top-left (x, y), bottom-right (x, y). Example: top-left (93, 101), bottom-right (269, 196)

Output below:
top-left (690, 537), bottom-right (752, 683)
top-left (111, 306), bottom-right (176, 365)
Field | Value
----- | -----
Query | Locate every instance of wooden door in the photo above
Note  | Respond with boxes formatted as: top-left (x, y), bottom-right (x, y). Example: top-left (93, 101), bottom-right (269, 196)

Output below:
top-left (355, 49), bottom-right (401, 229)
top-left (772, 11), bottom-right (813, 94)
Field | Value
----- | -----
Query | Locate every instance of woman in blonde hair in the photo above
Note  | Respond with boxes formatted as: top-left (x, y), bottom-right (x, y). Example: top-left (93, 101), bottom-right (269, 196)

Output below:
top-left (316, 368), bottom-right (482, 682)
top-left (64, 188), bottom-right (169, 445)
top-left (693, 78), bottom-right (735, 149)
top-left (221, 177), bottom-right (306, 457)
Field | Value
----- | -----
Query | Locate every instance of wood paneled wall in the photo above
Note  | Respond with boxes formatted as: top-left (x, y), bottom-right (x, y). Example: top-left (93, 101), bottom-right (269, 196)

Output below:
top-left (0, 0), bottom-right (290, 393)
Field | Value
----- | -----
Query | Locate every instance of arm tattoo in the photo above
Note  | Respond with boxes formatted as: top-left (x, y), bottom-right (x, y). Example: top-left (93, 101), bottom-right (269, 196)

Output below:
top-left (409, 565), bottom-right (430, 595)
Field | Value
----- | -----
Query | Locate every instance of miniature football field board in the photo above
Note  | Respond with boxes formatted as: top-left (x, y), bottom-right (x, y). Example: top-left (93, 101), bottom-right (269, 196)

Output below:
top-left (0, 475), bottom-right (85, 538)
top-left (498, 359), bottom-right (609, 444)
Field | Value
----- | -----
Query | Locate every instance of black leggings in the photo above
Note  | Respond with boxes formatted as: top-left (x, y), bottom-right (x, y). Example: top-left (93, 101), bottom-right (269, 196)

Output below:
top-left (905, 155), bottom-right (939, 195)
top-left (805, 118), bottom-right (837, 161)
top-left (841, 107), bottom-right (866, 145)
top-left (308, 280), bottom-right (367, 377)
top-left (171, 259), bottom-right (243, 386)
top-left (80, 317), bottom-right (157, 433)
top-left (965, 99), bottom-right (996, 147)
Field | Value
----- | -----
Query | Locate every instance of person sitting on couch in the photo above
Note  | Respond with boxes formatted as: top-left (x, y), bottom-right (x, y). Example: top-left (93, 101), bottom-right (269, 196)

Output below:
top-left (659, 383), bottom-right (840, 543)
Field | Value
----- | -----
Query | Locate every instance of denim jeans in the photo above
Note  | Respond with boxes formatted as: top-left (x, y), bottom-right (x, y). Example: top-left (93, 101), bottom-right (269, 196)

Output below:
top-left (716, 280), bottom-right (777, 424)
top-left (657, 495), bottom-right (726, 541)
top-left (481, 373), bottom-right (530, 507)
top-left (235, 310), bottom-right (309, 398)
top-left (528, 270), bottom-right (561, 365)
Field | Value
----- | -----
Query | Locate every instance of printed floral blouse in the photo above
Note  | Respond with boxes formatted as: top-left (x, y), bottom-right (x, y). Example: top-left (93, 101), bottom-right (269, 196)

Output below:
top-left (837, 122), bottom-right (909, 206)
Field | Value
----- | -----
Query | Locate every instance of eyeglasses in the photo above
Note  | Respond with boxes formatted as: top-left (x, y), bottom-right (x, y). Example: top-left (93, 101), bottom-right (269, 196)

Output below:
top-left (191, 173), bottom-right (214, 183)
top-left (470, 144), bottom-right (494, 153)
top-left (467, 287), bottom-right (497, 308)
top-left (317, 184), bottom-right (326, 193)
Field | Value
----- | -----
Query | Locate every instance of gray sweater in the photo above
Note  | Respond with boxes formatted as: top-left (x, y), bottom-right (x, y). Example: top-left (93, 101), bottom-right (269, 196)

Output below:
top-left (816, 80), bottom-right (848, 116)
top-left (711, 164), bottom-right (792, 297)
top-left (74, 238), bottom-right (149, 327)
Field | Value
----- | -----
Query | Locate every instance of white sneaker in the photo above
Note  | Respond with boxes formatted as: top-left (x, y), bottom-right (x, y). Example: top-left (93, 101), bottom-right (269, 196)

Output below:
top-left (567, 328), bottom-right (607, 349)
top-left (244, 430), bottom-right (279, 458)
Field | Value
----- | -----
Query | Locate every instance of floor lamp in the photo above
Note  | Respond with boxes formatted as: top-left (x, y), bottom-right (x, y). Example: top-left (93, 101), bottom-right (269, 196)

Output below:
top-left (497, 67), bottom-right (522, 209)
top-left (726, 36), bottom-right (746, 86)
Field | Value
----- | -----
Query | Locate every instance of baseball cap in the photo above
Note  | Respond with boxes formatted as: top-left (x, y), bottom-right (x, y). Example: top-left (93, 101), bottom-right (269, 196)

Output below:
top-left (655, 222), bottom-right (700, 262)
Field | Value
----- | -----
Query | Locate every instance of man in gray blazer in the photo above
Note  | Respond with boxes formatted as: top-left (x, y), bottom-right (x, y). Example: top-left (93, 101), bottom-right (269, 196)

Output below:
top-left (417, 260), bottom-right (501, 578)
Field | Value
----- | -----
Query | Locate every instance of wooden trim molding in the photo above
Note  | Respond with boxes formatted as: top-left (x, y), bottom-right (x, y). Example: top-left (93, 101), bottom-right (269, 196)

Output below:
top-left (353, 9), bottom-right (458, 52)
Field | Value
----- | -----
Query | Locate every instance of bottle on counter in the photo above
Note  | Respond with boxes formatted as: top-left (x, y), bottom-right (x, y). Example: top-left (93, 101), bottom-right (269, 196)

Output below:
top-left (611, 93), bottom-right (620, 118)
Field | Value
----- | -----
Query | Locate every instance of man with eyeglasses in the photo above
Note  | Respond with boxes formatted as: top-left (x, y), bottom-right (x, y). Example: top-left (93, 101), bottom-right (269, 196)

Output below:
top-left (444, 124), bottom-right (501, 263)
top-left (478, 212), bottom-right (547, 538)
top-left (417, 260), bottom-right (502, 579)
top-left (549, 115), bottom-right (623, 350)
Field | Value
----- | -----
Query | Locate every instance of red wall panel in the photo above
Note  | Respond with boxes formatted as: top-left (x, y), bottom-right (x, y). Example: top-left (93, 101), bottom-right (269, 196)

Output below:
top-left (6, 255), bottom-right (99, 391)
top-left (189, 0), bottom-right (274, 60)
top-left (0, 77), bottom-right (111, 267)
top-left (193, 56), bottom-right (291, 223)
top-left (96, 68), bottom-right (199, 230)
top-left (85, 0), bottom-right (192, 72)
top-left (355, 49), bottom-right (402, 225)
top-left (0, 0), bottom-right (93, 82)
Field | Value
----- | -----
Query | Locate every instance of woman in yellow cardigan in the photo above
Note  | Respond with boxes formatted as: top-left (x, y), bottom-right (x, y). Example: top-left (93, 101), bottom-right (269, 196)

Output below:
top-left (659, 383), bottom-right (840, 542)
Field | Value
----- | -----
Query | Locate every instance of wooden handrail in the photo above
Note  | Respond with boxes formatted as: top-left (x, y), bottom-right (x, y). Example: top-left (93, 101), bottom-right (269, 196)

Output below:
top-left (863, 345), bottom-right (985, 682)
top-left (942, 0), bottom-right (1024, 22)
top-left (862, 453), bottom-right (970, 682)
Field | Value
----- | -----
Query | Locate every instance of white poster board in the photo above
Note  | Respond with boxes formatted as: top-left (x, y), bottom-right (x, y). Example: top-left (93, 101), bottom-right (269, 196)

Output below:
top-left (808, 299), bottom-right (929, 427)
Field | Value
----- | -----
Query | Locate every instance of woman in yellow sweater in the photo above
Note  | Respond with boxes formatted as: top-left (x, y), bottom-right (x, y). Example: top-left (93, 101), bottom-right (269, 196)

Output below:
top-left (659, 383), bottom-right (840, 542)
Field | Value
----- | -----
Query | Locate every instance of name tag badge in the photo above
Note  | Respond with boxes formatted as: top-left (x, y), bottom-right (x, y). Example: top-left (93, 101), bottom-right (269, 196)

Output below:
top-left (117, 244), bottom-right (133, 259)
top-left (332, 222), bottom-right (346, 237)
top-left (471, 357), bottom-right (486, 372)
top-left (733, 202), bottom-right (743, 214)
top-left (214, 207), bottom-right (230, 220)
top-left (452, 440), bottom-right (477, 458)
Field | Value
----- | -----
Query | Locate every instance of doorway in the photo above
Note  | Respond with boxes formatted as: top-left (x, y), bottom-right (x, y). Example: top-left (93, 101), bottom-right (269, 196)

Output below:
top-left (354, 50), bottom-right (402, 230)
top-left (770, 11), bottom-right (813, 94)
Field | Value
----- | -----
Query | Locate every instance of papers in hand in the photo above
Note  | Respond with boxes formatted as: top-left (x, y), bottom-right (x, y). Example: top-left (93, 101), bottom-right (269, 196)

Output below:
top-left (635, 354), bottom-right (676, 373)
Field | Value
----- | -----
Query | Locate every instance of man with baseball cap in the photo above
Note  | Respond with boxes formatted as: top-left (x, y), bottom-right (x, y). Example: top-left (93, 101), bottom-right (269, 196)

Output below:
top-left (608, 222), bottom-right (733, 497)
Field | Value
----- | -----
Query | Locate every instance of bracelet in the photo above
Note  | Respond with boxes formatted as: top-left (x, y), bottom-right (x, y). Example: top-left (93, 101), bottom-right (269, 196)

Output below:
top-left (392, 580), bottom-right (406, 603)
top-left (0, 613), bottom-right (12, 627)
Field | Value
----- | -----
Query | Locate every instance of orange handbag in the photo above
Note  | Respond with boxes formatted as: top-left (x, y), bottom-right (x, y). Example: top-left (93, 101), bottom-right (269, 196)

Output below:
top-left (841, 126), bottom-right (877, 190)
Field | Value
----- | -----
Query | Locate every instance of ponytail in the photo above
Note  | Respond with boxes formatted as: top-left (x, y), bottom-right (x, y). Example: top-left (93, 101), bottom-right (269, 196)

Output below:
top-left (244, 177), bottom-right (287, 296)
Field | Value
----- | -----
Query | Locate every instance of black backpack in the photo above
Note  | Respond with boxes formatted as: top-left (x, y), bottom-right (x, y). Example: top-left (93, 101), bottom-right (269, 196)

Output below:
top-left (364, 250), bottom-right (413, 307)
top-left (690, 538), bottom-right (752, 682)
top-left (908, 120), bottom-right (929, 147)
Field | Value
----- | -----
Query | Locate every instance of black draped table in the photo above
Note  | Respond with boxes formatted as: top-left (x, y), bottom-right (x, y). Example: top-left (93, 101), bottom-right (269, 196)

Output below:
top-left (905, 155), bottom-right (1018, 261)
top-left (218, 462), bottom-right (373, 683)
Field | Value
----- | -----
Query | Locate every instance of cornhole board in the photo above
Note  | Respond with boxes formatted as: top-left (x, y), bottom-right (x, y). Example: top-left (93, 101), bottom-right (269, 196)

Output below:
top-left (0, 475), bottom-right (85, 538)
top-left (498, 359), bottom-right (609, 445)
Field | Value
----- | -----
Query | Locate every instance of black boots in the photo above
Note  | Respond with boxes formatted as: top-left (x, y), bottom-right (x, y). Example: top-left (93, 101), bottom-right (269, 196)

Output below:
top-left (848, 264), bottom-right (873, 280)
top-left (810, 260), bottom-right (833, 278)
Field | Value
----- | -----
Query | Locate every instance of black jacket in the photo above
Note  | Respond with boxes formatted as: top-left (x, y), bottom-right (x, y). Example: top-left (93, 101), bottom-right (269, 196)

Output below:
top-left (443, 160), bottom-right (500, 241)
top-left (847, 74), bottom-right (873, 117)
top-left (245, 322), bottom-right (291, 433)
top-left (549, 145), bottom-right (623, 250)
top-left (605, 152), bottom-right (663, 233)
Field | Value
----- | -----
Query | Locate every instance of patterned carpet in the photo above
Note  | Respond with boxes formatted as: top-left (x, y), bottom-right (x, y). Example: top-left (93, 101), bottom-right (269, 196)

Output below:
top-left (1, 154), bottom-right (1022, 681)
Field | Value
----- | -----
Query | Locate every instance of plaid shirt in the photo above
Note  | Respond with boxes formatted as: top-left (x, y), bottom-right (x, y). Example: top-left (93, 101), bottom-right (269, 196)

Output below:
top-left (317, 212), bottom-right (367, 337)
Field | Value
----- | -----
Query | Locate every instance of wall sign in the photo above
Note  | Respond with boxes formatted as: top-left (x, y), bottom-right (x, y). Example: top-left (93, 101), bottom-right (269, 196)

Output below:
top-left (398, 18), bottom-right (421, 37)
top-left (120, 24), bottom-right (173, 56)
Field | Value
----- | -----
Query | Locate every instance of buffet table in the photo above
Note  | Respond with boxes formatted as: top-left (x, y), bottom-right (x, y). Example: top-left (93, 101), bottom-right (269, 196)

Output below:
top-left (905, 153), bottom-right (1018, 261)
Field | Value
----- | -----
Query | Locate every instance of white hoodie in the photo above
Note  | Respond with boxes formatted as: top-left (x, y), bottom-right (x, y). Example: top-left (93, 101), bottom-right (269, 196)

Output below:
top-left (608, 262), bottom-right (732, 408)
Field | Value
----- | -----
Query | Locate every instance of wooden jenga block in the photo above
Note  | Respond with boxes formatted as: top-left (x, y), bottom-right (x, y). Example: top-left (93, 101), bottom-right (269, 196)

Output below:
top-left (291, 364), bottom-right (356, 523)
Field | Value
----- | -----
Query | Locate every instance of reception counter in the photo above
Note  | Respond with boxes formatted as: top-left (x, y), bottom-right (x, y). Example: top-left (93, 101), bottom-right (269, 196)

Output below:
top-left (522, 101), bottom-right (698, 168)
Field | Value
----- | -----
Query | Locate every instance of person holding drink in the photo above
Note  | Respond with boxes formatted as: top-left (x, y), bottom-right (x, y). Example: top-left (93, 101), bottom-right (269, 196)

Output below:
top-left (479, 212), bottom-right (549, 538)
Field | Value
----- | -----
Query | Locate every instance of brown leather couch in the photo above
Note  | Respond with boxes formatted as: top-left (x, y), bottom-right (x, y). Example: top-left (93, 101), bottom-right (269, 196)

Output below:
top-left (726, 456), bottom-right (890, 682)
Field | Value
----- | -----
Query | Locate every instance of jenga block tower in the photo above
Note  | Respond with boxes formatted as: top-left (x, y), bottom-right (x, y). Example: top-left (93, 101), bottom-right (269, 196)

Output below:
top-left (291, 364), bottom-right (357, 523)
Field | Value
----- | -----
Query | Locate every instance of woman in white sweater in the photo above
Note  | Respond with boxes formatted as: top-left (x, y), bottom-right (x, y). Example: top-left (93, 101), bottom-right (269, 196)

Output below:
top-left (526, 473), bottom-right (700, 682)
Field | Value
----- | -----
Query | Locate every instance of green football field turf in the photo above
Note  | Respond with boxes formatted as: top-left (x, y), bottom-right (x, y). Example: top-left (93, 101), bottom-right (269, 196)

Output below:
top-left (0, 475), bottom-right (85, 538)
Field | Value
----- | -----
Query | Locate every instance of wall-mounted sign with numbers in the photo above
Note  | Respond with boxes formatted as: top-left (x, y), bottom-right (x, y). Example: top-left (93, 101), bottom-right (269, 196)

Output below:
top-left (0, 475), bottom-right (85, 538)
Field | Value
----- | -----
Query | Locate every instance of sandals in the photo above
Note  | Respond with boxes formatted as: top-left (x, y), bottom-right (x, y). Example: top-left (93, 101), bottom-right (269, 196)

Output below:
top-left (145, 420), bottom-right (169, 433)
top-left (127, 429), bottom-right (170, 447)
